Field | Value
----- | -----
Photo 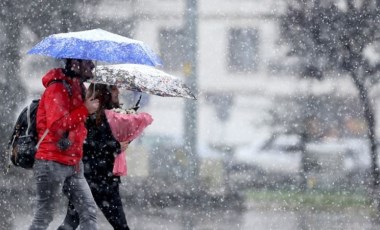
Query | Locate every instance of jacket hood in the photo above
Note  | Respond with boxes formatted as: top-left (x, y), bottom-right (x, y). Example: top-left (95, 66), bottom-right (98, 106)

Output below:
top-left (42, 68), bottom-right (71, 88)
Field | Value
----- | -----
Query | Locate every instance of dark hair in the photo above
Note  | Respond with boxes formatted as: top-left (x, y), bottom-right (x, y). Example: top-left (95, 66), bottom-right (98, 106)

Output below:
top-left (87, 83), bottom-right (120, 125)
top-left (63, 59), bottom-right (82, 77)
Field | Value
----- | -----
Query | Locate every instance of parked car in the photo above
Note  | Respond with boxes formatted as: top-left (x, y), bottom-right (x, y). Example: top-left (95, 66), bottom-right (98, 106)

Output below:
top-left (305, 138), bottom-right (372, 189)
top-left (230, 133), bottom-right (303, 189)
top-left (230, 134), bottom-right (373, 190)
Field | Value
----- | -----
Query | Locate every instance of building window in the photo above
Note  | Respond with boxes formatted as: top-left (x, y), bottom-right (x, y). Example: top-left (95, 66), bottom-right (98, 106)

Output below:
top-left (228, 28), bottom-right (259, 72)
top-left (159, 28), bottom-right (186, 71)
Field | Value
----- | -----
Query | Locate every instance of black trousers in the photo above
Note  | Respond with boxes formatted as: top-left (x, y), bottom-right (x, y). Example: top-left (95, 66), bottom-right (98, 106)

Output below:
top-left (58, 180), bottom-right (130, 230)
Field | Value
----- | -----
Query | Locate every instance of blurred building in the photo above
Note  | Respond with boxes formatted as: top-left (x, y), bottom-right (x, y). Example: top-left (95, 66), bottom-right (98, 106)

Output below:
top-left (20, 0), bottom-right (376, 148)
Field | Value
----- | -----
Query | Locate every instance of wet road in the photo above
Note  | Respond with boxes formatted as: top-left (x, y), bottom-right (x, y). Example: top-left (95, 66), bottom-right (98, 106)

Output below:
top-left (12, 201), bottom-right (378, 230)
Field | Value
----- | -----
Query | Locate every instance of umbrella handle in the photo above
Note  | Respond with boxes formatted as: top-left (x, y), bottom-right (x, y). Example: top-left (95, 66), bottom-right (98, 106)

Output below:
top-left (132, 95), bottom-right (142, 111)
top-left (93, 61), bottom-right (97, 78)
top-left (91, 83), bottom-right (96, 100)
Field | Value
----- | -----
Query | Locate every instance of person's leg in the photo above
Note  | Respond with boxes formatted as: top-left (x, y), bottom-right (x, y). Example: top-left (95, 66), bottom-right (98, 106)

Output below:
top-left (29, 160), bottom-right (67, 230)
top-left (56, 201), bottom-right (80, 230)
top-left (93, 181), bottom-right (129, 230)
top-left (65, 162), bottom-right (98, 230)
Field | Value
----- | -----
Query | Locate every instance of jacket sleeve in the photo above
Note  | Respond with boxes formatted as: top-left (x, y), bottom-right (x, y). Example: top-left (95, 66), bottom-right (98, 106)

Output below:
top-left (43, 83), bottom-right (88, 137)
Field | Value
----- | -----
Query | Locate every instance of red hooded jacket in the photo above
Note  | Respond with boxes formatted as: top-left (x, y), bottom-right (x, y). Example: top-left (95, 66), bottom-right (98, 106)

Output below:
top-left (35, 68), bottom-right (89, 165)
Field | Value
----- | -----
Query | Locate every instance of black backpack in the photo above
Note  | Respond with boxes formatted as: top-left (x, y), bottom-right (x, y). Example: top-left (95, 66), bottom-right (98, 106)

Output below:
top-left (7, 80), bottom-right (72, 169)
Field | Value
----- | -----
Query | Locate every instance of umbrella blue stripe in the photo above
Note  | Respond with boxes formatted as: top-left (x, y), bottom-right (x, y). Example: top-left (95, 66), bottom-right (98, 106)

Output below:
top-left (28, 35), bottom-right (162, 66)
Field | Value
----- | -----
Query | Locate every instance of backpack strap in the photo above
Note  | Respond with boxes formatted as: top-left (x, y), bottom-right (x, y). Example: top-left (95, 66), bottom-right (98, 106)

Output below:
top-left (24, 79), bottom-right (71, 137)
top-left (48, 79), bottom-right (72, 97)
top-left (36, 129), bottom-right (49, 149)
top-left (25, 102), bottom-right (33, 136)
top-left (34, 80), bottom-right (72, 146)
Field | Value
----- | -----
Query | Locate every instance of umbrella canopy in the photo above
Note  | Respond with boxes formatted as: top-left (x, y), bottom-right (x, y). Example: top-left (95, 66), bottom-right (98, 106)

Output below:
top-left (90, 64), bottom-right (197, 100)
top-left (27, 28), bottom-right (162, 66)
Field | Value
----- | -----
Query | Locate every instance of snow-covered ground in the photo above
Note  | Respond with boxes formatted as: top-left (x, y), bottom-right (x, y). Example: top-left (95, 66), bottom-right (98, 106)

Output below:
top-left (13, 204), bottom-right (375, 230)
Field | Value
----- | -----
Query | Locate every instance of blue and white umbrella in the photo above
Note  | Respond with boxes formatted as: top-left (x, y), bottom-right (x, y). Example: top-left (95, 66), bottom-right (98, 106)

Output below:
top-left (27, 28), bottom-right (162, 66)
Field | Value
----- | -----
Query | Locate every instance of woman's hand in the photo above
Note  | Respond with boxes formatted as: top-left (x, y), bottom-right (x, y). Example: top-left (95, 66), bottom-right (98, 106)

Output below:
top-left (120, 141), bottom-right (129, 152)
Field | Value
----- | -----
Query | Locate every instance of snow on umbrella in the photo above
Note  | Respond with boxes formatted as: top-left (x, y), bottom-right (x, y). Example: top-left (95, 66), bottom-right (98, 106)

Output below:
top-left (91, 64), bottom-right (197, 100)
top-left (27, 28), bottom-right (162, 66)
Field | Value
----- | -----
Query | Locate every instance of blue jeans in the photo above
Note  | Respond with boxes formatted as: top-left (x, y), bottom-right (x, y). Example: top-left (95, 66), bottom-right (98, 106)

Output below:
top-left (29, 160), bottom-right (98, 230)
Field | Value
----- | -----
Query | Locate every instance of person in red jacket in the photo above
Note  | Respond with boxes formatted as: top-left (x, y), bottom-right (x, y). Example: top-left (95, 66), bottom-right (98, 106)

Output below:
top-left (29, 59), bottom-right (100, 230)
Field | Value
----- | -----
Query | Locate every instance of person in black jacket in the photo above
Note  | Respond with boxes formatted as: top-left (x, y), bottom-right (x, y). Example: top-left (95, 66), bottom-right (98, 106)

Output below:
top-left (58, 83), bottom-right (130, 230)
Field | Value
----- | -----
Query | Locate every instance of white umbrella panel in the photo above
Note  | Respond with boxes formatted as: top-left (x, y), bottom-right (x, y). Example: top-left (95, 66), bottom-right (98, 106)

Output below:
top-left (90, 64), bottom-right (196, 100)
